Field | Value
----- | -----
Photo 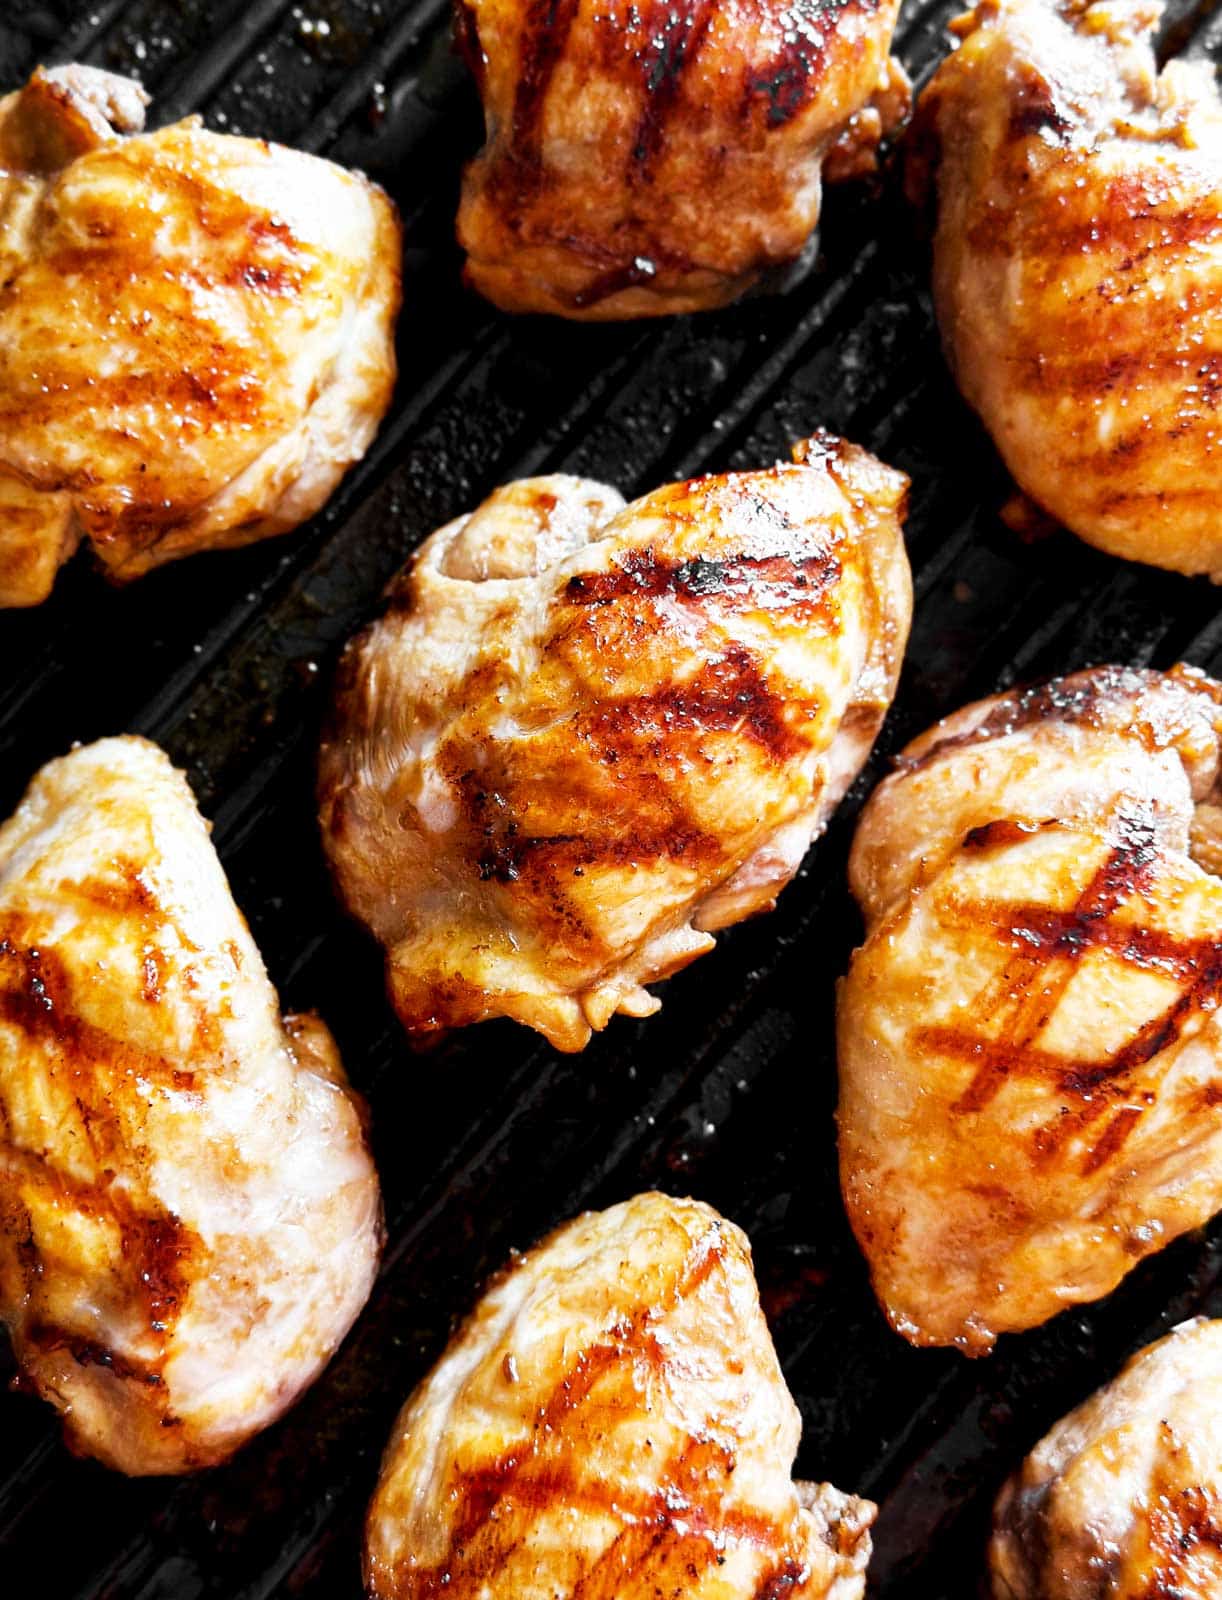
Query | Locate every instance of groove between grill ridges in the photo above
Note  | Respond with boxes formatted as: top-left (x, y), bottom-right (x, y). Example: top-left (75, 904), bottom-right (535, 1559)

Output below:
top-left (7, 1), bottom-right (1222, 1596)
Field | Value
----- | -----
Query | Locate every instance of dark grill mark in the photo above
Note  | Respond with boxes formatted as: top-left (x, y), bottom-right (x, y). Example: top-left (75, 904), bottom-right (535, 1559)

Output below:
top-left (390, 1227), bottom-right (810, 1597)
top-left (507, 0), bottom-right (584, 164)
top-left (966, 174), bottom-right (1222, 259)
top-left (0, 922), bottom-right (203, 1086)
top-left (1006, 73), bottom-right (1072, 143)
top-left (752, 1559), bottom-right (807, 1597)
top-left (630, 0), bottom-right (719, 176)
top-left (564, 542), bottom-right (839, 619)
top-left (917, 807), bottom-right (1222, 1173)
top-left (961, 818), bottom-right (1048, 852)
top-left (896, 666), bottom-right (1214, 774)
top-left (586, 644), bottom-right (811, 761)
top-left (743, 0), bottom-right (867, 129)
top-left (463, 771), bottom-right (713, 889)
top-left (1025, 348), bottom-right (1222, 403)
top-left (569, 254), bottom-right (659, 309)
top-left (24, 1324), bottom-right (164, 1387)
top-left (0, 920), bottom-right (199, 1394)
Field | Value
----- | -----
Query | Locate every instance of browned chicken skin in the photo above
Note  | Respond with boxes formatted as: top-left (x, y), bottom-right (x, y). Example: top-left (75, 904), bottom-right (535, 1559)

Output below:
top-left (838, 665), bottom-right (1222, 1352)
top-left (365, 1192), bottom-right (875, 1599)
top-left (0, 63), bottom-right (400, 606)
top-left (914, 0), bottom-right (1222, 578)
top-left (992, 1318), bottom-right (1222, 1599)
top-left (319, 435), bottom-right (911, 1051)
top-left (455, 0), bottom-right (910, 318)
top-left (0, 737), bottom-right (381, 1474)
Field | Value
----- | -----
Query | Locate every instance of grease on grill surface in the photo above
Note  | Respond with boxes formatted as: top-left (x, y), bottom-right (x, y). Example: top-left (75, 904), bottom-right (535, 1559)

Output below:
top-left (9, 0), bottom-right (1222, 1596)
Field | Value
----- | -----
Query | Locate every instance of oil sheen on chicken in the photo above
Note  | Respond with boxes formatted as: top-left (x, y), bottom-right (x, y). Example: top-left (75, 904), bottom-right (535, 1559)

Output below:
top-left (992, 1318), bottom-right (1222, 1598)
top-left (365, 1191), bottom-right (875, 1599)
top-left (319, 434), bottom-right (912, 1052)
top-left (0, 63), bottom-right (400, 606)
top-left (0, 737), bottom-right (381, 1473)
top-left (455, 0), bottom-right (910, 317)
top-left (913, 0), bottom-right (1222, 577)
top-left (838, 665), bottom-right (1222, 1352)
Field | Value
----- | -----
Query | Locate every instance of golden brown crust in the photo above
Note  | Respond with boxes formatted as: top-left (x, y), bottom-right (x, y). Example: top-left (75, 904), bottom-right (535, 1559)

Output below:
top-left (0, 737), bottom-right (381, 1474)
top-left (320, 438), bottom-right (911, 1051)
top-left (915, 0), bottom-right (1222, 577)
top-left (456, 0), bottom-right (907, 317)
top-left (838, 665), bottom-right (1222, 1352)
top-left (0, 64), bottom-right (400, 605)
top-left (364, 1193), bottom-right (874, 1599)
top-left (990, 1319), bottom-right (1222, 1599)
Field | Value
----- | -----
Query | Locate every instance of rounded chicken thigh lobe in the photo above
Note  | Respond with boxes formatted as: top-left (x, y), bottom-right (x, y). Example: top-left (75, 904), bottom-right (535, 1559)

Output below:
top-left (319, 434), bottom-right (912, 1051)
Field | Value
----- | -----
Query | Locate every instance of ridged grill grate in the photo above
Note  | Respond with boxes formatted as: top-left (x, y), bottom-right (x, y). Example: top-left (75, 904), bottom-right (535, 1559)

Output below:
top-left (4, 0), bottom-right (1222, 1593)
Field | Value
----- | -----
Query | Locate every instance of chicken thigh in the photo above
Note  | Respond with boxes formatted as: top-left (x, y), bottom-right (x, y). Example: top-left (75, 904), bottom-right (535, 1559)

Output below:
top-left (838, 665), bottom-right (1222, 1352)
top-left (0, 63), bottom-right (400, 607)
top-left (992, 1318), bottom-right (1222, 1599)
top-left (913, 0), bottom-right (1222, 578)
top-left (365, 1191), bottom-right (874, 1599)
top-left (319, 435), bottom-right (912, 1051)
top-left (0, 737), bottom-right (381, 1474)
top-left (455, 0), bottom-right (910, 317)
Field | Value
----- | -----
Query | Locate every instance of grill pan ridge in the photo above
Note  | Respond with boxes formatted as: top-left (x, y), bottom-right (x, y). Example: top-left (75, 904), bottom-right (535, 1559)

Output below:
top-left (4, 0), bottom-right (1222, 1593)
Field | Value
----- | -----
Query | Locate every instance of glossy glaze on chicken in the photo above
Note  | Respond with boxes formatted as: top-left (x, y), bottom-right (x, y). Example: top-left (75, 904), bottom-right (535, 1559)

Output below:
top-left (838, 665), bottom-right (1222, 1352)
top-left (992, 1318), bottom-right (1222, 1598)
top-left (0, 738), bottom-right (381, 1473)
top-left (320, 434), bottom-right (911, 1051)
top-left (455, 0), bottom-right (910, 317)
top-left (913, 0), bottom-right (1222, 577)
top-left (366, 1191), bottom-right (875, 1599)
top-left (0, 63), bottom-right (400, 606)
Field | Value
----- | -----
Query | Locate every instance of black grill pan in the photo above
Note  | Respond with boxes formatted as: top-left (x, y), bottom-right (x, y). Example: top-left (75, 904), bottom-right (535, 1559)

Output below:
top-left (4, 0), bottom-right (1222, 1594)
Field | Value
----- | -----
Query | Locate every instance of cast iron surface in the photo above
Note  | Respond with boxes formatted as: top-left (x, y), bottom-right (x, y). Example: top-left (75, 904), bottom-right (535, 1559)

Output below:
top-left (4, 0), bottom-right (1222, 1593)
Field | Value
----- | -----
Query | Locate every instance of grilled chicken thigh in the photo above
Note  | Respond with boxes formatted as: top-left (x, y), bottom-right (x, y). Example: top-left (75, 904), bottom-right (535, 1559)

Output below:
top-left (365, 1191), bottom-right (875, 1599)
top-left (0, 737), bottom-right (381, 1474)
top-left (320, 435), bottom-right (911, 1052)
top-left (838, 665), bottom-right (1222, 1352)
top-left (914, 0), bottom-right (1222, 578)
top-left (455, 0), bottom-right (909, 317)
top-left (0, 63), bottom-right (400, 607)
top-left (992, 1318), bottom-right (1222, 1599)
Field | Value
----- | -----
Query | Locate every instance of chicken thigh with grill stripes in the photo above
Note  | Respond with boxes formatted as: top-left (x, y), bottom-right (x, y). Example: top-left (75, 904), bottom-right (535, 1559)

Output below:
top-left (319, 434), bottom-right (912, 1052)
top-left (991, 1318), bottom-right (1222, 1599)
top-left (365, 1192), bottom-right (875, 1600)
top-left (0, 63), bottom-right (400, 606)
top-left (913, 0), bottom-right (1222, 578)
top-left (0, 737), bottom-right (381, 1473)
top-left (455, 0), bottom-right (910, 317)
top-left (838, 665), bottom-right (1222, 1353)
